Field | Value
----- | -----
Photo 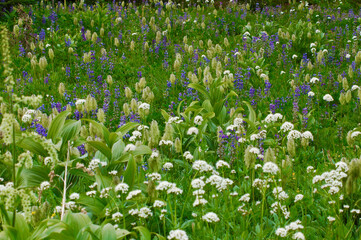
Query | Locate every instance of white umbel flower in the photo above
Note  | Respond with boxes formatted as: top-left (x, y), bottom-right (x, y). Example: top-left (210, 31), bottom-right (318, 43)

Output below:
top-left (263, 162), bottom-right (279, 175)
top-left (202, 212), bottom-right (220, 223)
top-left (167, 230), bottom-right (188, 240)
top-left (187, 127), bottom-right (199, 135)
top-left (323, 94), bottom-right (334, 102)
top-left (194, 116), bottom-right (203, 125)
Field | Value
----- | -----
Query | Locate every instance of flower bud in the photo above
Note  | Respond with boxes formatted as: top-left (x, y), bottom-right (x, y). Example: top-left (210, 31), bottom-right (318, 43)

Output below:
top-left (58, 82), bottom-right (65, 96)
top-left (13, 25), bottom-right (19, 37)
top-left (48, 48), bottom-right (54, 60)
top-left (97, 108), bottom-right (105, 123)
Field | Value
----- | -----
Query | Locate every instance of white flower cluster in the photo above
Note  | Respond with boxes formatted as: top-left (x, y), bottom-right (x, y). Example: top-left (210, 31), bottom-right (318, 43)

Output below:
top-left (156, 181), bottom-right (183, 195)
top-left (273, 187), bottom-right (289, 201)
top-left (167, 230), bottom-right (188, 240)
top-left (88, 159), bottom-right (107, 170)
top-left (202, 212), bottom-right (220, 223)
top-left (126, 190), bottom-right (142, 200)
top-left (192, 160), bottom-right (213, 172)
top-left (183, 151), bottom-right (194, 160)
top-left (323, 94), bottom-right (334, 102)
top-left (168, 116), bottom-right (183, 124)
top-left (206, 175), bottom-right (233, 192)
top-left (194, 116), bottom-right (203, 125)
top-left (280, 122), bottom-right (294, 132)
top-left (264, 113), bottom-right (283, 123)
top-left (124, 144), bottom-right (136, 152)
top-left (159, 140), bottom-right (173, 146)
top-left (270, 201), bottom-right (290, 219)
top-left (275, 220), bottom-right (304, 239)
top-left (187, 127), bottom-right (199, 135)
top-left (263, 162), bottom-right (279, 175)
top-left (312, 161), bottom-right (348, 195)
top-left (115, 183), bottom-right (129, 194)
top-left (216, 160), bottom-right (230, 169)
top-left (302, 131), bottom-right (314, 141)
top-left (153, 200), bottom-right (166, 208)
top-left (287, 130), bottom-right (302, 140)
top-left (163, 162), bottom-right (173, 170)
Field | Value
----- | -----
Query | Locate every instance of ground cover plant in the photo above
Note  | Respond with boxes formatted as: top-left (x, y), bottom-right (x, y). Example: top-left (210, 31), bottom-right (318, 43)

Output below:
top-left (1, 0), bottom-right (361, 239)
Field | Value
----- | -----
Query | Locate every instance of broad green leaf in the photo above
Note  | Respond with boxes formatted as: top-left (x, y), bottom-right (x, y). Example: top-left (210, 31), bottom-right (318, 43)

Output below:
top-left (132, 145), bottom-right (152, 157)
top-left (48, 111), bottom-right (71, 142)
top-left (115, 229), bottom-right (131, 239)
top-left (102, 224), bottom-right (116, 240)
top-left (188, 83), bottom-right (210, 100)
top-left (18, 166), bottom-right (50, 188)
top-left (134, 226), bottom-right (151, 240)
top-left (116, 122), bottom-right (139, 137)
top-left (82, 119), bottom-right (110, 146)
top-left (111, 139), bottom-right (125, 163)
top-left (123, 156), bottom-right (136, 189)
top-left (61, 120), bottom-right (81, 146)
top-left (87, 141), bottom-right (112, 161)
top-left (243, 101), bottom-right (256, 123)
top-left (17, 137), bottom-right (47, 156)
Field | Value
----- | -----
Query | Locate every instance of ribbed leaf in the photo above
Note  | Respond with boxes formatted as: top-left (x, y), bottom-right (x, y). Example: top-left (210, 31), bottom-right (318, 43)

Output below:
top-left (111, 140), bottom-right (125, 163)
top-left (18, 166), bottom-right (50, 188)
top-left (134, 226), bottom-right (151, 240)
top-left (123, 156), bottom-right (136, 189)
top-left (132, 145), bottom-right (152, 157)
top-left (87, 141), bottom-right (112, 161)
top-left (243, 101), bottom-right (256, 123)
top-left (61, 120), bottom-right (81, 146)
top-left (116, 122), bottom-right (139, 138)
top-left (48, 111), bottom-right (70, 142)
top-left (102, 224), bottom-right (116, 240)
top-left (17, 137), bottom-right (47, 156)
top-left (82, 119), bottom-right (110, 145)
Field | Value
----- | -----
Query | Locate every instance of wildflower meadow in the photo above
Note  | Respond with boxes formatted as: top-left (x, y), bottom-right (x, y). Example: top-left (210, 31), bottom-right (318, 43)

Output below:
top-left (1, 0), bottom-right (361, 239)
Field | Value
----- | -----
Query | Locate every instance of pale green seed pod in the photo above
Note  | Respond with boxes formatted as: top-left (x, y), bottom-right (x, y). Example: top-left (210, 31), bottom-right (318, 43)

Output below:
top-left (58, 83), bottom-right (65, 96)
top-left (175, 137), bottom-right (182, 153)
top-left (130, 40), bottom-right (135, 51)
top-left (68, 47), bottom-right (73, 54)
top-left (339, 92), bottom-right (346, 105)
top-left (13, 25), bottom-right (19, 37)
top-left (287, 138), bottom-right (296, 157)
top-left (264, 148), bottom-right (276, 162)
top-left (346, 130), bottom-right (353, 146)
top-left (199, 40), bottom-right (203, 48)
top-left (85, 30), bottom-right (91, 41)
top-left (348, 65), bottom-right (353, 78)
top-left (342, 77), bottom-right (349, 91)
top-left (224, 37), bottom-right (229, 48)
top-left (80, 125), bottom-right (88, 139)
top-left (307, 61), bottom-right (313, 70)
top-left (125, 87), bottom-right (132, 99)
top-left (39, 56), bottom-right (48, 71)
top-left (30, 42), bottom-right (36, 51)
top-left (100, 28), bottom-right (104, 37)
top-left (244, 146), bottom-right (255, 170)
top-left (301, 138), bottom-right (309, 148)
top-left (48, 48), bottom-right (54, 60)
top-left (114, 38), bottom-right (119, 47)
top-left (282, 155), bottom-right (293, 169)
top-left (149, 120), bottom-right (160, 147)
top-left (162, 123), bottom-right (174, 141)
top-left (106, 75), bottom-right (113, 85)
top-left (91, 32), bottom-right (98, 44)
top-left (97, 108), bottom-right (105, 123)
top-left (73, 17), bottom-right (78, 25)
top-left (123, 103), bottom-right (130, 116)
top-left (346, 90), bottom-right (352, 103)
top-left (170, 73), bottom-right (176, 85)
top-left (66, 104), bottom-right (72, 112)
top-left (91, 20), bottom-right (94, 28)
top-left (156, 31), bottom-right (161, 44)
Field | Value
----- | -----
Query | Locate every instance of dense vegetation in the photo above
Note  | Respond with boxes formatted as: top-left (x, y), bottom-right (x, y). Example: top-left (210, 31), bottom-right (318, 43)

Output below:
top-left (1, 0), bottom-right (361, 239)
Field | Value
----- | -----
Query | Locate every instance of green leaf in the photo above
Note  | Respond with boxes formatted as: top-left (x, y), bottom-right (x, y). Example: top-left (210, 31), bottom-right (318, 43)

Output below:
top-left (116, 122), bottom-right (139, 138)
top-left (111, 140), bottom-right (125, 163)
top-left (18, 166), bottom-right (50, 188)
top-left (123, 156), bottom-right (136, 189)
top-left (61, 120), bottom-right (81, 146)
top-left (87, 141), bottom-right (112, 161)
top-left (243, 101), bottom-right (256, 123)
top-left (48, 111), bottom-right (71, 142)
top-left (188, 83), bottom-right (210, 100)
top-left (115, 229), bottom-right (131, 239)
top-left (82, 119), bottom-right (110, 146)
top-left (132, 145), bottom-right (152, 157)
top-left (134, 226), bottom-right (151, 240)
top-left (102, 224), bottom-right (117, 240)
top-left (17, 137), bottom-right (47, 156)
